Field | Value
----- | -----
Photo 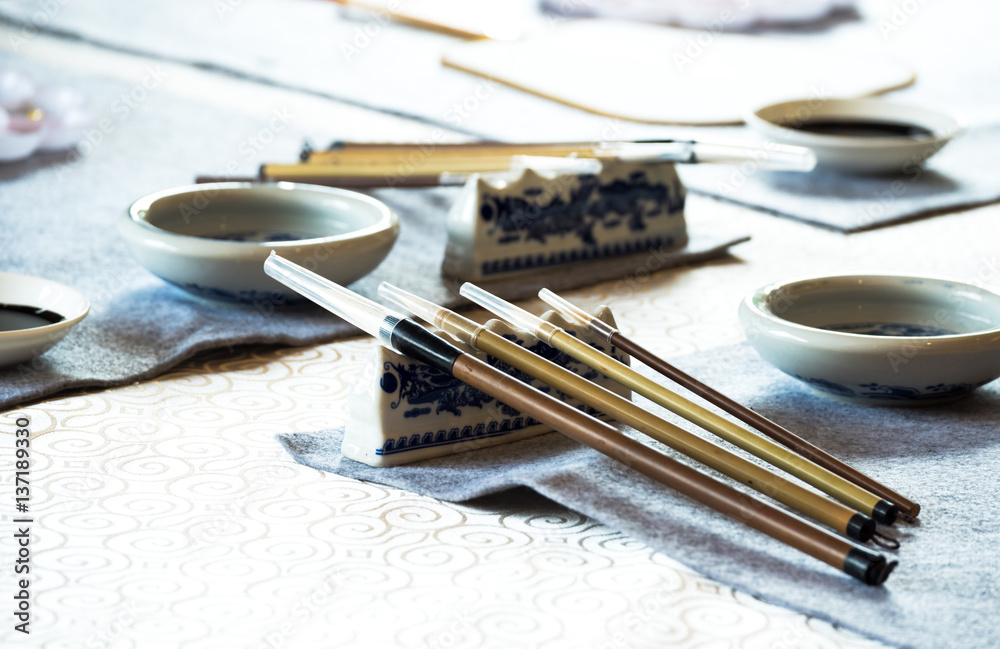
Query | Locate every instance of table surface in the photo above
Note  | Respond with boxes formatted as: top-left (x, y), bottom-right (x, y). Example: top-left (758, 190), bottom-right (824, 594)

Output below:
top-left (2, 17), bottom-right (999, 649)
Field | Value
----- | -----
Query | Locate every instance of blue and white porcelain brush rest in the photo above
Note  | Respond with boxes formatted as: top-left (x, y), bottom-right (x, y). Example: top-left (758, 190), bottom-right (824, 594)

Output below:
top-left (441, 158), bottom-right (687, 282)
top-left (341, 305), bottom-right (630, 467)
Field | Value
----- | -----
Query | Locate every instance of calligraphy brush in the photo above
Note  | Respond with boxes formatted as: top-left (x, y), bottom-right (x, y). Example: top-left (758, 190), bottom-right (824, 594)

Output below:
top-left (460, 283), bottom-right (900, 526)
top-left (195, 139), bottom-right (816, 188)
top-left (538, 288), bottom-right (920, 518)
top-left (379, 282), bottom-right (876, 542)
top-left (262, 253), bottom-right (894, 585)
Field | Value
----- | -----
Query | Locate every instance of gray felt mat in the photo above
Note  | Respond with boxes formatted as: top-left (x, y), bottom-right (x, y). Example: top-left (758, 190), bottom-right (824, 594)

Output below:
top-left (4, 0), bottom-right (1000, 232)
top-left (677, 123), bottom-right (1000, 232)
top-left (279, 343), bottom-right (1000, 649)
top-left (0, 59), bottom-right (745, 411)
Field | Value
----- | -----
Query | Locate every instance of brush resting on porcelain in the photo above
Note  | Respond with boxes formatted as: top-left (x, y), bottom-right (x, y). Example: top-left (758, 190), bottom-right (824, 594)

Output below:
top-left (341, 307), bottom-right (631, 467)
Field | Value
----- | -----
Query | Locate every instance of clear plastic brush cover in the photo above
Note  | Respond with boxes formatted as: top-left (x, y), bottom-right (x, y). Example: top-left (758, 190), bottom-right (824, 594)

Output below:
top-left (264, 252), bottom-right (402, 348)
top-left (459, 283), bottom-right (545, 334)
top-left (538, 289), bottom-right (617, 341)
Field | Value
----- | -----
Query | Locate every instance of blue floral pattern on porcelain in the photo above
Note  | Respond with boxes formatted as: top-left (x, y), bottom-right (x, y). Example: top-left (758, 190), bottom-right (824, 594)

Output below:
top-left (167, 280), bottom-right (304, 305)
top-left (374, 334), bottom-right (627, 456)
top-left (481, 172), bottom-right (684, 247)
top-left (791, 373), bottom-right (990, 402)
top-left (480, 235), bottom-right (675, 277)
top-left (821, 322), bottom-right (957, 337)
top-left (441, 162), bottom-right (689, 281)
top-left (739, 274), bottom-right (1000, 406)
top-left (206, 231), bottom-right (308, 243)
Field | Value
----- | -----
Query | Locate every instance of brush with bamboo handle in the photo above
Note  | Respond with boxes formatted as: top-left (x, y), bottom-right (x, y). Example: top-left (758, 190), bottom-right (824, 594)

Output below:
top-left (262, 252), bottom-right (895, 586)
top-left (460, 283), bottom-right (901, 526)
top-left (378, 282), bottom-right (883, 543)
top-left (537, 288), bottom-right (920, 518)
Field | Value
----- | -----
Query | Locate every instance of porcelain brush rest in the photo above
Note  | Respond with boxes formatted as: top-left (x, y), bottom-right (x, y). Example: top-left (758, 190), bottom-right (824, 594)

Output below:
top-left (442, 159), bottom-right (687, 282)
top-left (341, 306), bottom-right (630, 467)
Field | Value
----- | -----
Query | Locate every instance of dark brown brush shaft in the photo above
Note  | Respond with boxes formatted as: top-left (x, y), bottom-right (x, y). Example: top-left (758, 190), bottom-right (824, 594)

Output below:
top-left (450, 354), bottom-right (889, 583)
top-left (609, 332), bottom-right (920, 517)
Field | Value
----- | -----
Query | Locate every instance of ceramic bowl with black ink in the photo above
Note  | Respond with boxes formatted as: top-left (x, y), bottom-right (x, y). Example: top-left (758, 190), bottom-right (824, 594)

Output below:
top-left (739, 274), bottom-right (1000, 405)
top-left (0, 272), bottom-right (89, 367)
top-left (121, 182), bottom-right (400, 304)
top-left (746, 98), bottom-right (965, 174)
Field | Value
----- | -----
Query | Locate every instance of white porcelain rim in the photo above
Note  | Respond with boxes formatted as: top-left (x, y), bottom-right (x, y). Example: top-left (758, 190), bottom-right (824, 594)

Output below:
top-left (125, 181), bottom-right (399, 253)
top-left (742, 273), bottom-right (1000, 350)
top-left (746, 98), bottom-right (966, 150)
top-left (0, 271), bottom-right (90, 337)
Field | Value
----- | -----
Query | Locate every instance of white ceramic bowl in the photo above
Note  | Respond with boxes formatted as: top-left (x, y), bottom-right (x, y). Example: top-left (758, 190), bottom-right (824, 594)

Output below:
top-left (746, 98), bottom-right (964, 174)
top-left (739, 274), bottom-right (1000, 405)
top-left (0, 272), bottom-right (90, 368)
top-left (121, 182), bottom-right (400, 304)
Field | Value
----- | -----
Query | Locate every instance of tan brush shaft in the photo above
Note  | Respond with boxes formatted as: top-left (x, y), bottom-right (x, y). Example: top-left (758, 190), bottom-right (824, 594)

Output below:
top-left (303, 141), bottom-right (624, 164)
top-left (377, 283), bottom-right (874, 542)
top-left (449, 353), bottom-right (892, 585)
top-left (610, 332), bottom-right (920, 517)
top-left (263, 157), bottom-right (534, 179)
top-left (257, 170), bottom-right (448, 188)
top-left (470, 329), bottom-right (871, 541)
top-left (542, 328), bottom-right (894, 522)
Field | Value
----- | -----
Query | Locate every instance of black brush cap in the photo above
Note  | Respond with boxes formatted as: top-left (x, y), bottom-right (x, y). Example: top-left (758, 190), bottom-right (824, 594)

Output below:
top-left (847, 513), bottom-right (876, 542)
top-left (844, 547), bottom-right (897, 586)
top-left (872, 500), bottom-right (899, 525)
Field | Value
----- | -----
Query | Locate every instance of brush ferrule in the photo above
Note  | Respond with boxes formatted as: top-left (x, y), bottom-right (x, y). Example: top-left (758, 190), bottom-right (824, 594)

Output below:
top-left (587, 317), bottom-right (617, 342)
top-left (379, 314), bottom-right (403, 352)
top-left (439, 312), bottom-right (480, 344)
top-left (537, 289), bottom-right (618, 342)
top-left (388, 318), bottom-right (464, 373)
top-left (534, 321), bottom-right (561, 344)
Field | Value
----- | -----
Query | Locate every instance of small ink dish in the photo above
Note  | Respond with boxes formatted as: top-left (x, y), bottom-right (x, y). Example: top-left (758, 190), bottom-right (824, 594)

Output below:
top-left (747, 98), bottom-right (965, 174)
top-left (739, 274), bottom-right (1000, 405)
top-left (121, 182), bottom-right (400, 304)
top-left (0, 272), bottom-right (89, 368)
